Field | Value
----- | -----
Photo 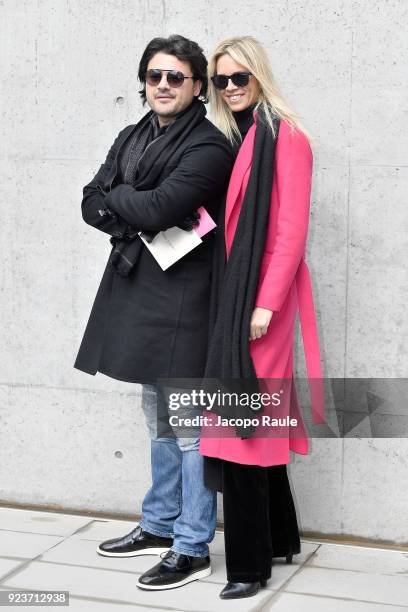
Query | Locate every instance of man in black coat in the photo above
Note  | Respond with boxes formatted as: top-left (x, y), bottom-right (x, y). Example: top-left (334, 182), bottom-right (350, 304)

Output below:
top-left (73, 36), bottom-right (233, 590)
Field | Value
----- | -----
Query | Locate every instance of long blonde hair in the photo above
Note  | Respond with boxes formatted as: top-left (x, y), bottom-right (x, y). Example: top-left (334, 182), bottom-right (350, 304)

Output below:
top-left (208, 36), bottom-right (311, 146)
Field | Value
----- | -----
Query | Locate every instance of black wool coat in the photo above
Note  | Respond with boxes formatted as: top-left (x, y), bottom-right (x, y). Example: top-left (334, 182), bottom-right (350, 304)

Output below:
top-left (74, 112), bottom-right (233, 383)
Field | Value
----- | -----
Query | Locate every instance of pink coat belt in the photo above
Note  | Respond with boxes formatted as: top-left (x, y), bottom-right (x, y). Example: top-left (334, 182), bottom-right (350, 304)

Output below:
top-left (296, 258), bottom-right (325, 424)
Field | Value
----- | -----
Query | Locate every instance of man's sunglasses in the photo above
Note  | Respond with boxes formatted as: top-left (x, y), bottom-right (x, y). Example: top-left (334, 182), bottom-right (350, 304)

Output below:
top-left (145, 69), bottom-right (195, 88)
top-left (211, 72), bottom-right (252, 90)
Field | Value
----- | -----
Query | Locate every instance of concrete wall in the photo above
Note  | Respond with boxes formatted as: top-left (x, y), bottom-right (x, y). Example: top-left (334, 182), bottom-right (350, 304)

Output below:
top-left (1, 0), bottom-right (407, 544)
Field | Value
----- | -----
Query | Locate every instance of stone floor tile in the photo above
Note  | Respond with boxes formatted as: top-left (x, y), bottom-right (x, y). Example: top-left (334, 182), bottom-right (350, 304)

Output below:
top-left (306, 542), bottom-right (408, 575)
top-left (0, 531), bottom-right (64, 561)
top-left (264, 591), bottom-right (408, 611)
top-left (0, 559), bottom-right (25, 580)
top-left (1, 561), bottom-right (275, 611)
top-left (70, 519), bottom-right (139, 541)
top-left (283, 566), bottom-right (408, 607)
top-left (0, 507), bottom-right (92, 537)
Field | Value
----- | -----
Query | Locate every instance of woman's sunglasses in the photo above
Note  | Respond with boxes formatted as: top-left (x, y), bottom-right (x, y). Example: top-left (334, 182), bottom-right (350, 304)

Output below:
top-left (211, 72), bottom-right (252, 90)
top-left (145, 68), bottom-right (195, 88)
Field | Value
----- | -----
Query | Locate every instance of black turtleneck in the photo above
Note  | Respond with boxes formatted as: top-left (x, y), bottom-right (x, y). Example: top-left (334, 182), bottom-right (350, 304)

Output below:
top-left (232, 103), bottom-right (256, 157)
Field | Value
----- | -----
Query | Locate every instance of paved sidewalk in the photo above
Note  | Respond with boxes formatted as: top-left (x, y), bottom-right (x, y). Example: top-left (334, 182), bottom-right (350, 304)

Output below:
top-left (0, 506), bottom-right (407, 611)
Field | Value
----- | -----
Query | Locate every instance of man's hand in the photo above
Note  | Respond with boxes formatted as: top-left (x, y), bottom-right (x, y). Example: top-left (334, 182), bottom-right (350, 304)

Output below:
top-left (249, 307), bottom-right (273, 341)
top-left (139, 210), bottom-right (201, 243)
top-left (177, 210), bottom-right (201, 231)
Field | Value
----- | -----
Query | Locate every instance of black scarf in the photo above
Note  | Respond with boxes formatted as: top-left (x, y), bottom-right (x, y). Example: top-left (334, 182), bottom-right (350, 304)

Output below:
top-left (203, 109), bottom-right (280, 435)
top-left (108, 98), bottom-right (207, 277)
top-left (120, 114), bottom-right (164, 186)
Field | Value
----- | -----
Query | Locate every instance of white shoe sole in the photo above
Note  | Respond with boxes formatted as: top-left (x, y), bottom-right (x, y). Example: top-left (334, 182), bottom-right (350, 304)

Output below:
top-left (96, 546), bottom-right (171, 557)
top-left (136, 566), bottom-right (212, 590)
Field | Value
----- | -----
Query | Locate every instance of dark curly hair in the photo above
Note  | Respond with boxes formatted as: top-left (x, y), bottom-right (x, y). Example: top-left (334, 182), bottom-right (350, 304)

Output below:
top-left (138, 35), bottom-right (208, 104)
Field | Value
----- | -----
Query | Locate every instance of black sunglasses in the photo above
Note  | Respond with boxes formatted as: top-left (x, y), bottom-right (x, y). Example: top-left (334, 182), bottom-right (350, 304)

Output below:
top-left (145, 68), bottom-right (195, 88)
top-left (211, 72), bottom-right (252, 90)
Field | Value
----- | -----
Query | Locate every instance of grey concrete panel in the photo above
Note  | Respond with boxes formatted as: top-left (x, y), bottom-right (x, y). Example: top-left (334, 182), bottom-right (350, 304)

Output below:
top-left (341, 438), bottom-right (408, 545)
top-left (0, 384), bottom-right (150, 515)
top-left (295, 165), bottom-right (349, 379)
top-left (346, 166), bottom-right (408, 377)
top-left (291, 440), bottom-right (344, 535)
top-left (350, 0), bottom-right (408, 166)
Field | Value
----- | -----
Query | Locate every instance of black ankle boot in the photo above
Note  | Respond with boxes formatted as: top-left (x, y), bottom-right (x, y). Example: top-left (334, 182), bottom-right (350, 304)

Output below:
top-left (219, 579), bottom-right (267, 599)
top-left (272, 545), bottom-right (301, 564)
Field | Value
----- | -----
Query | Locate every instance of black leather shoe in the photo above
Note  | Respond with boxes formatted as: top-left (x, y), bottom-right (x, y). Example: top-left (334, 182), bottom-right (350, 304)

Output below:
top-left (219, 580), bottom-right (267, 599)
top-left (137, 550), bottom-right (211, 590)
top-left (96, 525), bottom-right (173, 557)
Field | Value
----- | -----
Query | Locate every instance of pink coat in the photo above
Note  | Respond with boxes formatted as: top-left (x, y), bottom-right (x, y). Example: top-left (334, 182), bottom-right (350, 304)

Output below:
top-left (199, 114), bottom-right (324, 467)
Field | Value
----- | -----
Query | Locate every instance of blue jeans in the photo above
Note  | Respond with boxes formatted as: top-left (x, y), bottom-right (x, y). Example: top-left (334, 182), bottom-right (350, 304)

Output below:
top-left (139, 383), bottom-right (217, 557)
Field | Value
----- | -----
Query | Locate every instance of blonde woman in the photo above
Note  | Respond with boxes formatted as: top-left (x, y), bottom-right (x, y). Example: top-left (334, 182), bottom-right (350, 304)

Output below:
top-left (200, 36), bottom-right (324, 599)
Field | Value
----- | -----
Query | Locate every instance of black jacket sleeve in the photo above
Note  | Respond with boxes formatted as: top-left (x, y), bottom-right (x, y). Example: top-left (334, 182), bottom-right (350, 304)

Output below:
top-left (81, 128), bottom-right (132, 238)
top-left (104, 137), bottom-right (233, 232)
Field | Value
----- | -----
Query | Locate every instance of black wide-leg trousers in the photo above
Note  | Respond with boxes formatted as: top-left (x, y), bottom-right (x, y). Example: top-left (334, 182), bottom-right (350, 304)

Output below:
top-left (221, 460), bottom-right (301, 582)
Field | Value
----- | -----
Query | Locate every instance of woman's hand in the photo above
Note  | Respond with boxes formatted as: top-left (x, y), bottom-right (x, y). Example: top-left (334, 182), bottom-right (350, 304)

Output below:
top-left (249, 307), bottom-right (273, 341)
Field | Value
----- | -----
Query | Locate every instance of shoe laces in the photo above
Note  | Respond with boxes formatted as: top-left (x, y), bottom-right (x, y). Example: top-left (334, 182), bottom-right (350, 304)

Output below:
top-left (130, 525), bottom-right (142, 541)
top-left (160, 549), bottom-right (177, 561)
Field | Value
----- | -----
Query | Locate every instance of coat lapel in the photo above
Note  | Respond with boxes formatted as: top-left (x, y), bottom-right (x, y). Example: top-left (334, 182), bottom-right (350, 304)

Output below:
top-left (225, 121), bottom-right (256, 231)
